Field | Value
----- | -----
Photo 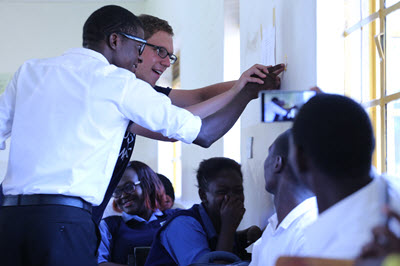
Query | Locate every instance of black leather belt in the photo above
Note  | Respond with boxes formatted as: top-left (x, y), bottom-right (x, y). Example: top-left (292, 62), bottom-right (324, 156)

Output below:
top-left (2, 194), bottom-right (92, 213)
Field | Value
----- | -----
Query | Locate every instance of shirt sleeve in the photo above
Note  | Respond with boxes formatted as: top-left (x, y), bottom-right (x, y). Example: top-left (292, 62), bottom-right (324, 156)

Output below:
top-left (97, 220), bottom-right (113, 263)
top-left (161, 216), bottom-right (211, 265)
top-left (0, 71), bottom-right (18, 150)
top-left (120, 77), bottom-right (201, 144)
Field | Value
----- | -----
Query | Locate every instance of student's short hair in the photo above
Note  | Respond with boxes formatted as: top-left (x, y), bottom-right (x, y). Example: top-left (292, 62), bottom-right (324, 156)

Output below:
top-left (292, 94), bottom-right (375, 177)
top-left (157, 173), bottom-right (175, 201)
top-left (271, 129), bottom-right (291, 158)
top-left (196, 157), bottom-right (243, 191)
top-left (138, 14), bottom-right (174, 40)
top-left (127, 161), bottom-right (165, 211)
top-left (82, 5), bottom-right (143, 47)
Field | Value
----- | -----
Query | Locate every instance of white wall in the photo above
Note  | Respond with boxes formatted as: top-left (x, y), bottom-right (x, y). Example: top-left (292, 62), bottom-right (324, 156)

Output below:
top-left (239, 0), bottom-right (317, 230)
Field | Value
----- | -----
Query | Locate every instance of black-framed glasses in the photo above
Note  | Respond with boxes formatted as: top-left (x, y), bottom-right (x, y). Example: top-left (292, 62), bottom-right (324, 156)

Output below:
top-left (117, 32), bottom-right (147, 55)
top-left (145, 43), bottom-right (178, 65)
top-left (113, 181), bottom-right (141, 198)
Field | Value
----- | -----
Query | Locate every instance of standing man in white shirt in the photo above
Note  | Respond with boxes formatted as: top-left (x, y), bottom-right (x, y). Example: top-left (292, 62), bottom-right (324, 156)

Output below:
top-left (0, 5), bottom-right (279, 266)
top-left (250, 129), bottom-right (317, 266)
top-left (288, 94), bottom-right (400, 259)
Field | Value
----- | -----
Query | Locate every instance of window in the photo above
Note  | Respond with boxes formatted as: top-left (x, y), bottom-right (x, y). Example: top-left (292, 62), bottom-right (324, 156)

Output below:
top-left (320, 0), bottom-right (400, 174)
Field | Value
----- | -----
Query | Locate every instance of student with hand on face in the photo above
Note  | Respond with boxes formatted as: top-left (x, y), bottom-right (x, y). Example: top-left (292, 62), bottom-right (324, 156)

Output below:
top-left (91, 14), bottom-right (285, 224)
top-left (145, 157), bottom-right (261, 266)
top-left (0, 5), bottom-right (276, 265)
top-left (98, 161), bottom-right (175, 266)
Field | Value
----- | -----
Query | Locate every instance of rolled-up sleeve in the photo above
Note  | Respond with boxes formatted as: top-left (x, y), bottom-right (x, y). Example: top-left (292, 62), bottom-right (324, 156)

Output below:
top-left (0, 72), bottom-right (17, 150)
top-left (120, 77), bottom-right (202, 144)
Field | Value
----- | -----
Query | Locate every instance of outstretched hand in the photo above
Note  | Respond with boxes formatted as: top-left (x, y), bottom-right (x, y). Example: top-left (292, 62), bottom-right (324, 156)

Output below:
top-left (242, 63), bottom-right (285, 99)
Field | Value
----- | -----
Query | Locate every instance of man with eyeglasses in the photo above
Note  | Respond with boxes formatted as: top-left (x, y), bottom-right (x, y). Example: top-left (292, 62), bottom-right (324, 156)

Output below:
top-left (91, 14), bottom-right (285, 224)
top-left (0, 5), bottom-right (282, 266)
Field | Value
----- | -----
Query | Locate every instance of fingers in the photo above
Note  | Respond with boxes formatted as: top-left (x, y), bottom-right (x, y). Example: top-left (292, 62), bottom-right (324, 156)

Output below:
top-left (270, 63), bottom-right (285, 75)
top-left (310, 86), bottom-right (323, 93)
top-left (250, 64), bottom-right (270, 74)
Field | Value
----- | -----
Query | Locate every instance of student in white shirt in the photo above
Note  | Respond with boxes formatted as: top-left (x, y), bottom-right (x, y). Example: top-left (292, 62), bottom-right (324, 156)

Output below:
top-left (0, 5), bottom-right (278, 266)
top-left (288, 93), bottom-right (400, 259)
top-left (250, 129), bottom-right (317, 266)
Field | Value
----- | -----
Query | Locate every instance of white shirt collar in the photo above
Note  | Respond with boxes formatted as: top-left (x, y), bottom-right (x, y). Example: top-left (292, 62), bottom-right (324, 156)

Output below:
top-left (303, 175), bottom-right (391, 258)
top-left (268, 196), bottom-right (317, 233)
top-left (63, 47), bottom-right (110, 65)
top-left (121, 209), bottom-right (164, 223)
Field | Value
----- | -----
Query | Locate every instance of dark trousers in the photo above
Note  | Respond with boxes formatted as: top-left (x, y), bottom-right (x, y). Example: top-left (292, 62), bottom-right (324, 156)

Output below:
top-left (0, 205), bottom-right (100, 266)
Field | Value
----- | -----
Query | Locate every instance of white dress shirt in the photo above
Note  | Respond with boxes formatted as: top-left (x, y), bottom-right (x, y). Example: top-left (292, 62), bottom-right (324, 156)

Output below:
top-left (303, 174), bottom-right (400, 259)
top-left (250, 196), bottom-right (318, 266)
top-left (0, 48), bottom-right (201, 205)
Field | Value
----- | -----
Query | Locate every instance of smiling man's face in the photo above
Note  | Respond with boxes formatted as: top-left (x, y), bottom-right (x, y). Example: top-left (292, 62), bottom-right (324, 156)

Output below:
top-left (135, 30), bottom-right (174, 87)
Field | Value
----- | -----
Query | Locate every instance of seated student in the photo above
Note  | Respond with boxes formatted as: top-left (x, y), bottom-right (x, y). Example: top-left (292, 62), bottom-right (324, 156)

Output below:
top-left (98, 161), bottom-right (176, 265)
top-left (157, 173), bottom-right (184, 210)
top-left (145, 157), bottom-right (261, 266)
top-left (250, 129), bottom-right (318, 266)
top-left (289, 93), bottom-right (400, 259)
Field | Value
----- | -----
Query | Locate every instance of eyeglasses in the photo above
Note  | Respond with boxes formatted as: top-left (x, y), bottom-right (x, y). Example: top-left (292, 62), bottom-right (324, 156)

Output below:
top-left (113, 181), bottom-right (141, 198)
top-left (145, 43), bottom-right (178, 65)
top-left (117, 32), bottom-right (147, 55)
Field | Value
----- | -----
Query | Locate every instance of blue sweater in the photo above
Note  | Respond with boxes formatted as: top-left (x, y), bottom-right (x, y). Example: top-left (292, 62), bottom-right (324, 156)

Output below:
top-left (100, 209), bottom-right (175, 264)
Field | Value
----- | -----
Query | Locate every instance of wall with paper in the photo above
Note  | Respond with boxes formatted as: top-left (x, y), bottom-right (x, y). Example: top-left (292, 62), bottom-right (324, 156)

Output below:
top-left (238, 0), bottom-right (317, 230)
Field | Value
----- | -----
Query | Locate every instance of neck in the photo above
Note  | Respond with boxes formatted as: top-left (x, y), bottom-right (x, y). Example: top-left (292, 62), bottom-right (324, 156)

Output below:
top-left (137, 208), bottom-right (154, 221)
top-left (274, 176), bottom-right (314, 226)
top-left (314, 173), bottom-right (372, 214)
top-left (85, 43), bottom-right (111, 63)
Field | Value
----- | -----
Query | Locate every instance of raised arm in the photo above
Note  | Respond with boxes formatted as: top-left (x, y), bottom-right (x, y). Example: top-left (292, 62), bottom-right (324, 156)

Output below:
top-left (131, 64), bottom-right (284, 143)
top-left (193, 64), bottom-right (284, 148)
top-left (168, 81), bottom-right (236, 108)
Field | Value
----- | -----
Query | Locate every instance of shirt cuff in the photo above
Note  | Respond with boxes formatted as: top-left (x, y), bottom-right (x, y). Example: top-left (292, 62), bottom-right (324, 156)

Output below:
top-left (180, 116), bottom-right (202, 144)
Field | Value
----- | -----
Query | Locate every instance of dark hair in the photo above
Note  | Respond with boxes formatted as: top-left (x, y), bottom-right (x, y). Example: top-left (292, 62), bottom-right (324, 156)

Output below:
top-left (292, 94), bottom-right (375, 177)
top-left (127, 161), bottom-right (165, 211)
top-left (196, 157), bottom-right (243, 191)
top-left (82, 5), bottom-right (143, 48)
top-left (271, 129), bottom-right (291, 158)
top-left (157, 173), bottom-right (175, 201)
top-left (138, 14), bottom-right (174, 40)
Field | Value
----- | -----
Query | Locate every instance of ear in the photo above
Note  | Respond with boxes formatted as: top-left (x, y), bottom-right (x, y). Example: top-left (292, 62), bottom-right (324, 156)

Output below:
top-left (198, 188), bottom-right (207, 204)
top-left (274, 156), bottom-right (284, 173)
top-left (107, 33), bottom-right (119, 50)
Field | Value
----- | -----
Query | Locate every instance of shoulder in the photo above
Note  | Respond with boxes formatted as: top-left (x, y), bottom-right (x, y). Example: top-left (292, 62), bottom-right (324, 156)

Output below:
top-left (164, 214), bottom-right (203, 234)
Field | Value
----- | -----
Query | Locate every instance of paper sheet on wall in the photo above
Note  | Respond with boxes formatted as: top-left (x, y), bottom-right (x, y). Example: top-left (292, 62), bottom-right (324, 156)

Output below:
top-left (261, 26), bottom-right (276, 66)
top-left (0, 73), bottom-right (12, 95)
